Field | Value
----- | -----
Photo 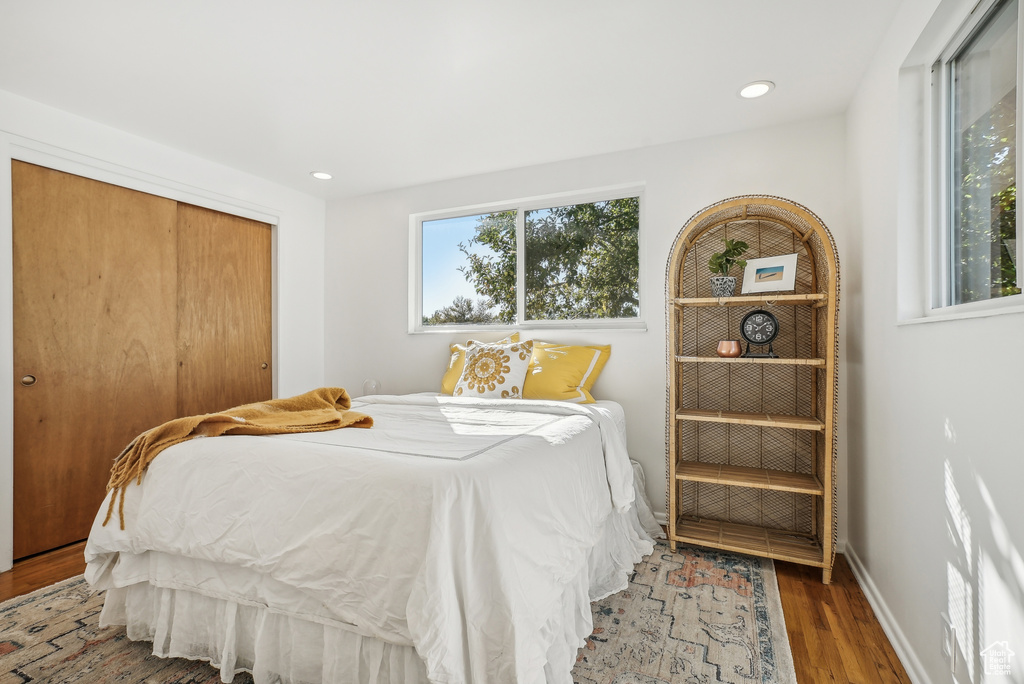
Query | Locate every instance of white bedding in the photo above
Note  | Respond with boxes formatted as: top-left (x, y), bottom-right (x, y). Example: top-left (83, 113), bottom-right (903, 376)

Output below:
top-left (85, 393), bottom-right (655, 684)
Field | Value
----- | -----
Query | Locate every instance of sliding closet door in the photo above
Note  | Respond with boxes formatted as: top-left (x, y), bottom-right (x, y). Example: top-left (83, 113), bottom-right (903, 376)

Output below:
top-left (176, 204), bottom-right (272, 416)
top-left (12, 161), bottom-right (179, 559)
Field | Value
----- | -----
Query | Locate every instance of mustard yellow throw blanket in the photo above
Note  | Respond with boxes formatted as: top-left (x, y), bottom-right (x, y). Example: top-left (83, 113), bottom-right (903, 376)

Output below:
top-left (103, 387), bottom-right (373, 529)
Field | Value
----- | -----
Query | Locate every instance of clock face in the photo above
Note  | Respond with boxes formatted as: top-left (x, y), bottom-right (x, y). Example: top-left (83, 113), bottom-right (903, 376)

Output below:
top-left (741, 309), bottom-right (779, 345)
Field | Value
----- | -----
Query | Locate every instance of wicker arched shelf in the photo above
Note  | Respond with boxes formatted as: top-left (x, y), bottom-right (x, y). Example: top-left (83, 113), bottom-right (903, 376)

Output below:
top-left (665, 195), bottom-right (839, 583)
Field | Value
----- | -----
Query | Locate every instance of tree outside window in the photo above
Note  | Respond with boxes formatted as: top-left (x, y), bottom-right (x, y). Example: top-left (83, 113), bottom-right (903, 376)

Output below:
top-left (951, 0), bottom-right (1020, 304)
top-left (421, 197), bottom-right (640, 326)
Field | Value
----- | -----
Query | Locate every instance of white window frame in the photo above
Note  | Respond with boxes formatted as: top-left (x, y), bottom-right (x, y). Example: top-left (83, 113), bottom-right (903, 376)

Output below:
top-left (408, 183), bottom-right (646, 333)
top-left (924, 0), bottom-right (1024, 320)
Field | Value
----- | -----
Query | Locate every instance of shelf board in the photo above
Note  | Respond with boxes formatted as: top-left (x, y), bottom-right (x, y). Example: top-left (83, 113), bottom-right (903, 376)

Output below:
top-left (673, 293), bottom-right (826, 307)
top-left (671, 518), bottom-right (824, 566)
top-left (676, 355), bottom-right (826, 367)
top-left (675, 408), bottom-right (824, 431)
top-left (676, 461), bottom-right (824, 495)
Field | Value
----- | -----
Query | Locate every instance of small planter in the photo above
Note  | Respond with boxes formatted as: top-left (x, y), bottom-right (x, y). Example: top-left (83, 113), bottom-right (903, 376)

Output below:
top-left (709, 276), bottom-right (737, 297)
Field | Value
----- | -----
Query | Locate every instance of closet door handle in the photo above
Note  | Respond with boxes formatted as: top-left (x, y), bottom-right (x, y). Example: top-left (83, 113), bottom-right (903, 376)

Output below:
top-left (261, 363), bottom-right (268, 370)
top-left (20, 374), bottom-right (37, 387)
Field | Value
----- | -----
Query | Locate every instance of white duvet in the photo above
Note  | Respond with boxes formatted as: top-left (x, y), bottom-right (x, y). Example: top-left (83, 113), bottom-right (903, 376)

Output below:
top-left (85, 393), bottom-right (654, 684)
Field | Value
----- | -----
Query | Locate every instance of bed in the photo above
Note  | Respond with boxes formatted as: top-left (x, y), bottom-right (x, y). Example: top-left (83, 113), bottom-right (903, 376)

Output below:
top-left (84, 392), bottom-right (658, 684)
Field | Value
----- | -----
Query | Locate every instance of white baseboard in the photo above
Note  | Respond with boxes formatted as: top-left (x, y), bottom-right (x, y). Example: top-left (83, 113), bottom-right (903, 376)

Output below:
top-left (843, 542), bottom-right (933, 684)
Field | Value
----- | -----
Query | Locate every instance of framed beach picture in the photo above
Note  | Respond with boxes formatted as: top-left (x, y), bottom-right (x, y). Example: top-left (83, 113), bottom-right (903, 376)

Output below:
top-left (740, 253), bottom-right (799, 294)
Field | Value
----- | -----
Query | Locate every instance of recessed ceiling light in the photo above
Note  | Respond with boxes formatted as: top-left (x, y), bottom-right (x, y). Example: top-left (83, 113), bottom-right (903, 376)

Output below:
top-left (310, 171), bottom-right (333, 180)
top-left (739, 81), bottom-right (775, 99)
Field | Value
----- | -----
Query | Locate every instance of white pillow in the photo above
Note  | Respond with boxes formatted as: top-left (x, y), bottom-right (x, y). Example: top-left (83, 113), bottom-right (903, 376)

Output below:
top-left (454, 340), bottom-right (533, 399)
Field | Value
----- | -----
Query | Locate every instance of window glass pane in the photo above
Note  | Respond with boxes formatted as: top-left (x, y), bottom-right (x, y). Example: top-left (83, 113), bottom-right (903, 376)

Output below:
top-left (951, 0), bottom-right (1020, 304)
top-left (524, 197), bottom-right (640, 320)
top-left (421, 211), bottom-right (515, 325)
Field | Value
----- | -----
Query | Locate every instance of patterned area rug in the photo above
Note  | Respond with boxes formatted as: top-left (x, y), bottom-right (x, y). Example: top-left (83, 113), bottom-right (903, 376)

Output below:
top-left (0, 574), bottom-right (249, 684)
top-left (574, 544), bottom-right (795, 684)
top-left (0, 544), bottom-right (794, 683)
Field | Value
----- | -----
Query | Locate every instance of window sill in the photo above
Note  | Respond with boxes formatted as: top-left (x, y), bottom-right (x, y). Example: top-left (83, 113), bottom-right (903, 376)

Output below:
top-left (410, 319), bottom-right (648, 334)
top-left (898, 296), bottom-right (1024, 325)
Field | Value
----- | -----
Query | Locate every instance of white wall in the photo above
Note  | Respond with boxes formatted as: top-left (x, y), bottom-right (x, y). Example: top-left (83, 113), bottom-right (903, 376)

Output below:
top-left (325, 115), bottom-right (850, 547)
top-left (0, 89), bottom-right (327, 571)
top-left (845, 1), bottom-right (1024, 682)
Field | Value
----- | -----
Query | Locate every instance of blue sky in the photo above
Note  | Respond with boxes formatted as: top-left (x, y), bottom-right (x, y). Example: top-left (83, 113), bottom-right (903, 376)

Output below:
top-left (422, 214), bottom-right (498, 315)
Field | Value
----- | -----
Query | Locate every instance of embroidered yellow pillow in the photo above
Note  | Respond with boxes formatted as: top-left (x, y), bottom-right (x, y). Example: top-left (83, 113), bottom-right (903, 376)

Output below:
top-left (440, 333), bottom-right (519, 395)
top-left (523, 342), bottom-right (611, 403)
top-left (454, 340), bottom-right (533, 399)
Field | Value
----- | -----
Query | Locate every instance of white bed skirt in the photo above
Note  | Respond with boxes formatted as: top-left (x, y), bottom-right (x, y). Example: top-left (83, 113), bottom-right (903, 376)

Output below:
top-left (102, 583), bottom-right (430, 683)
top-left (96, 462), bottom-right (660, 684)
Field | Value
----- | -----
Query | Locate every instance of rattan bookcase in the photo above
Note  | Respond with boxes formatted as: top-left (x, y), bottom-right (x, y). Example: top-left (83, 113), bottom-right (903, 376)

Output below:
top-left (665, 195), bottom-right (840, 583)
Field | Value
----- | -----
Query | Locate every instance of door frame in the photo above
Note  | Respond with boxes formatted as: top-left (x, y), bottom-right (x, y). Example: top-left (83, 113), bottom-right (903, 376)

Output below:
top-left (0, 136), bottom-right (281, 571)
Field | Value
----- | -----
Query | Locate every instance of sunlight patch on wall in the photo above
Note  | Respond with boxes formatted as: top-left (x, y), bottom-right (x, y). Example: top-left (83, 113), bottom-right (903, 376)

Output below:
top-left (944, 457), bottom-right (1024, 681)
top-left (976, 475), bottom-right (1024, 680)
top-left (948, 560), bottom-right (976, 680)
top-left (981, 551), bottom-right (1024, 680)
top-left (977, 475), bottom-right (1024, 591)
top-left (946, 457), bottom-right (975, 680)
top-left (946, 459), bottom-right (972, 573)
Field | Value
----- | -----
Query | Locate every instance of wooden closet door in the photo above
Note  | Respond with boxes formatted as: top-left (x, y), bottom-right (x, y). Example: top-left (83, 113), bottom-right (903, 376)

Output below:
top-left (176, 204), bottom-right (272, 416)
top-left (12, 162), bottom-right (179, 559)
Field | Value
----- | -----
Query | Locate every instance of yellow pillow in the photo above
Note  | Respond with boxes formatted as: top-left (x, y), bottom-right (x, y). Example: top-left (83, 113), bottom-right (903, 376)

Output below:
top-left (523, 342), bottom-right (611, 403)
top-left (440, 333), bottom-right (519, 395)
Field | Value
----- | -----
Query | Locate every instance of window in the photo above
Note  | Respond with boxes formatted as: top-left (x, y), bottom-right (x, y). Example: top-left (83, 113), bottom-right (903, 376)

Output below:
top-left (421, 210), bottom-right (515, 325)
top-left (414, 188), bottom-right (641, 330)
top-left (940, 0), bottom-right (1022, 308)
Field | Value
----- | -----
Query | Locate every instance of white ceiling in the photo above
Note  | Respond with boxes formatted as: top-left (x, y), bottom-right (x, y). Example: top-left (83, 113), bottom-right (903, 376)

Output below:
top-left (0, 1), bottom-right (901, 199)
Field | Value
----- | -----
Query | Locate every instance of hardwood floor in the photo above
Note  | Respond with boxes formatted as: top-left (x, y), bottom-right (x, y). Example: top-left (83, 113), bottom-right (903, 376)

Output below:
top-left (776, 555), bottom-right (912, 683)
top-left (0, 540), bottom-right (86, 602)
top-left (1, 544), bottom-right (911, 683)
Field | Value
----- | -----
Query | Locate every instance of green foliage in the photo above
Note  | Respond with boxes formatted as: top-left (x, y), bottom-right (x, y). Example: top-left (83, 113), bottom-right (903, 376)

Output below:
top-left (434, 199), bottom-right (639, 324)
top-left (456, 209), bottom-right (518, 324)
top-left (954, 85), bottom-right (1019, 303)
top-left (707, 238), bottom-right (749, 277)
top-left (523, 198), bottom-right (640, 320)
top-left (994, 185), bottom-right (1019, 297)
top-left (422, 295), bottom-right (497, 325)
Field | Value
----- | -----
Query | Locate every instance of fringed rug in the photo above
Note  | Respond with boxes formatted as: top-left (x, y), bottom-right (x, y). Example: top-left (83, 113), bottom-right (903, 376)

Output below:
top-left (0, 544), bottom-right (794, 683)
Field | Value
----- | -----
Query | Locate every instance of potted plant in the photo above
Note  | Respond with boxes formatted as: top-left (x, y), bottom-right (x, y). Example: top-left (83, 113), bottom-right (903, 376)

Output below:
top-left (707, 238), bottom-right (749, 297)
